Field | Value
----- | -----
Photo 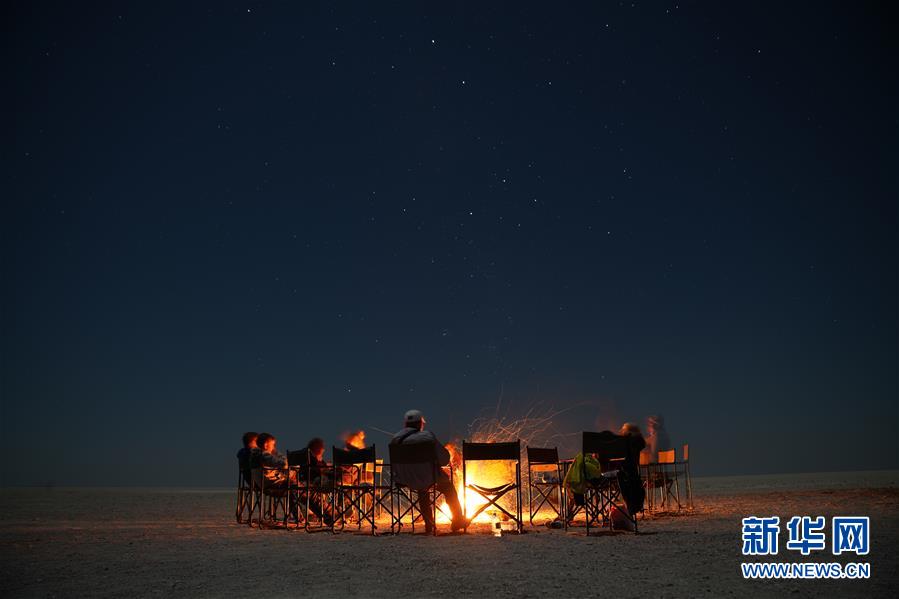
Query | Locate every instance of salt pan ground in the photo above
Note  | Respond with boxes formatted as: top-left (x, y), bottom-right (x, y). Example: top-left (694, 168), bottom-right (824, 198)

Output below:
top-left (1, 471), bottom-right (897, 598)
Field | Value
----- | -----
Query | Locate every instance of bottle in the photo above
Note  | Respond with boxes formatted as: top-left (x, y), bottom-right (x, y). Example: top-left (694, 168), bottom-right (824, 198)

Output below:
top-left (491, 510), bottom-right (502, 537)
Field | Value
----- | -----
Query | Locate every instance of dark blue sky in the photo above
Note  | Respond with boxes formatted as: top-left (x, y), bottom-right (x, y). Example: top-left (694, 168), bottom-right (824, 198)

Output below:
top-left (3, 1), bottom-right (896, 485)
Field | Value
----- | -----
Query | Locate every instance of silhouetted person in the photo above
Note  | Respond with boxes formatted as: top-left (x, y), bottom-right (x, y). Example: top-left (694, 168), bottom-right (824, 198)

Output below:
top-left (391, 409), bottom-right (466, 533)
top-left (645, 415), bottom-right (671, 462)
top-left (567, 425), bottom-right (646, 520)
top-left (303, 437), bottom-right (330, 483)
top-left (300, 437), bottom-right (333, 525)
top-left (256, 432), bottom-right (301, 521)
top-left (257, 432), bottom-right (293, 486)
top-left (236, 431), bottom-right (259, 484)
top-left (617, 422), bottom-right (647, 519)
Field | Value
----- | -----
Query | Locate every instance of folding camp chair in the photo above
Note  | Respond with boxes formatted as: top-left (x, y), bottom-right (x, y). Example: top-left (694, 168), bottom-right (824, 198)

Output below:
top-left (581, 431), bottom-right (641, 534)
top-left (331, 445), bottom-right (391, 534)
top-left (463, 440), bottom-right (523, 533)
top-left (287, 447), bottom-right (330, 532)
top-left (680, 444), bottom-right (694, 509)
top-left (639, 450), bottom-right (655, 513)
top-left (286, 448), bottom-right (334, 532)
top-left (235, 463), bottom-right (252, 523)
top-left (526, 446), bottom-right (565, 527)
top-left (388, 442), bottom-right (441, 535)
top-left (254, 461), bottom-right (291, 528)
top-left (656, 448), bottom-right (682, 512)
top-left (246, 451), bottom-right (262, 528)
top-left (362, 459), bottom-right (389, 519)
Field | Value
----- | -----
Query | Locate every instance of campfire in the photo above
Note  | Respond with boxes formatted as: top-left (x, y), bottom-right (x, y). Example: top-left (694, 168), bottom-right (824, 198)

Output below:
top-left (435, 404), bottom-right (574, 524)
top-left (345, 429), bottom-right (366, 450)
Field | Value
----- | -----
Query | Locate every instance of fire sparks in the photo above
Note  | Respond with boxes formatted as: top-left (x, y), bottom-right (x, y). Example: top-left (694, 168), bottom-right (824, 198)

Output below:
top-left (436, 403), bottom-right (576, 524)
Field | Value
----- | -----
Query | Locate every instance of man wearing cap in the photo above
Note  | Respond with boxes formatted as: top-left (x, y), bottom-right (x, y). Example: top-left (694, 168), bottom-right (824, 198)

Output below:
top-left (391, 409), bottom-right (466, 533)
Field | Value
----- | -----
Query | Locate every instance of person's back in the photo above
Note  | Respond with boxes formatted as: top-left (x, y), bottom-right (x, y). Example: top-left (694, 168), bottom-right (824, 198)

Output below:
top-left (618, 423), bottom-right (647, 517)
top-left (236, 432), bottom-right (259, 484)
top-left (257, 432), bottom-right (289, 485)
top-left (390, 425), bottom-right (450, 489)
top-left (389, 409), bottom-right (465, 532)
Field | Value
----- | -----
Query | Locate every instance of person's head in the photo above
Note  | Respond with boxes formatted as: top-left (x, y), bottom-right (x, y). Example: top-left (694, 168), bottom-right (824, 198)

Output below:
top-left (619, 422), bottom-right (642, 437)
top-left (241, 431), bottom-right (259, 449)
top-left (307, 437), bottom-right (325, 459)
top-left (257, 432), bottom-right (276, 453)
top-left (403, 409), bottom-right (425, 431)
top-left (647, 415), bottom-right (664, 434)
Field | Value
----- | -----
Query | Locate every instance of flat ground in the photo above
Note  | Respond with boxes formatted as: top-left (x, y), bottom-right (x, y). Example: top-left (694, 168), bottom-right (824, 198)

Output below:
top-left (1, 472), bottom-right (897, 598)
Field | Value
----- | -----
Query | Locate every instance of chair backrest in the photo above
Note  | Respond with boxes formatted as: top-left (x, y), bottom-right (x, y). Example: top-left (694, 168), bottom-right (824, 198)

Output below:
top-left (682, 444), bottom-right (689, 462)
top-left (582, 431), bottom-right (628, 461)
top-left (639, 451), bottom-right (651, 466)
top-left (526, 446), bottom-right (559, 465)
top-left (581, 431), bottom-right (640, 468)
top-left (388, 441), bottom-right (436, 465)
top-left (287, 448), bottom-right (310, 466)
top-left (463, 440), bottom-right (520, 462)
top-left (658, 449), bottom-right (676, 464)
top-left (333, 444), bottom-right (376, 466)
top-left (248, 450), bottom-right (262, 469)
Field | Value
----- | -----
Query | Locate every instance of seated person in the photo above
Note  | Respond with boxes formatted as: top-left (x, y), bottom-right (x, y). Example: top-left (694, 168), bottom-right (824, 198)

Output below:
top-left (257, 432), bottom-right (295, 487)
top-left (295, 437), bottom-right (334, 524)
top-left (564, 425), bottom-right (646, 519)
top-left (303, 437), bottom-right (330, 483)
top-left (391, 409), bottom-right (467, 533)
top-left (236, 431), bottom-right (259, 484)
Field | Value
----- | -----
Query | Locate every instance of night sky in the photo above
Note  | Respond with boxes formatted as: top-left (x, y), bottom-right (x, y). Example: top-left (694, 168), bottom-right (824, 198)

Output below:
top-left (3, 1), bottom-right (896, 486)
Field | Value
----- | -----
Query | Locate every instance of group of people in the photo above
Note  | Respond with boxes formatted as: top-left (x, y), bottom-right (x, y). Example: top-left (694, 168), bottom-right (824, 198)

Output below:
top-left (236, 409), bottom-right (467, 533)
top-left (562, 414), bottom-right (673, 529)
top-left (236, 409), bottom-right (672, 532)
top-left (236, 431), bottom-right (333, 523)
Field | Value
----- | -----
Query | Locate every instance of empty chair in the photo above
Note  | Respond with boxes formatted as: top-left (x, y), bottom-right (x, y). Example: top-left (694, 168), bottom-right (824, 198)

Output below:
top-left (463, 440), bottom-right (523, 533)
top-left (526, 446), bottom-right (566, 527)
top-left (656, 448), bottom-right (682, 512)
top-left (639, 449), bottom-right (655, 513)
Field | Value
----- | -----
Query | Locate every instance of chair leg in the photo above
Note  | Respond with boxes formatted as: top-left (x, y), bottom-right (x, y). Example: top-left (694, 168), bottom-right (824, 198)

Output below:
top-left (527, 469), bottom-right (533, 525)
top-left (686, 463), bottom-right (694, 509)
top-left (674, 471), bottom-right (682, 511)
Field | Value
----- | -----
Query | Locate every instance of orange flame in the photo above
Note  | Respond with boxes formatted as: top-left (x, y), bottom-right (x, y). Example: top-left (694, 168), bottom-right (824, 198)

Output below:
top-left (345, 429), bottom-right (366, 450)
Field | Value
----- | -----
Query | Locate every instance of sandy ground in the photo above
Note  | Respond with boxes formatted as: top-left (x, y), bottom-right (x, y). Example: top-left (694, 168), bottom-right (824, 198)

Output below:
top-left (1, 472), bottom-right (897, 598)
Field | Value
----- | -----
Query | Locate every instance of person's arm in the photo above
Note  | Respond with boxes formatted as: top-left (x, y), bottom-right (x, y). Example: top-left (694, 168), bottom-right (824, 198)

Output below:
top-left (261, 452), bottom-right (287, 469)
top-left (430, 433), bottom-right (451, 466)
